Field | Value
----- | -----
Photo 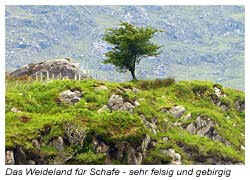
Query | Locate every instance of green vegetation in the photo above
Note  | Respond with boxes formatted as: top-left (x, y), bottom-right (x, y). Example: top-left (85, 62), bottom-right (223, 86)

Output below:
top-left (103, 22), bottom-right (162, 80)
top-left (5, 78), bottom-right (245, 164)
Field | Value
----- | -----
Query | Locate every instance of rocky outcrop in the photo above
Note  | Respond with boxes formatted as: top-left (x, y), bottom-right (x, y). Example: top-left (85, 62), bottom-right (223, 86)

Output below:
top-left (9, 58), bottom-right (88, 79)
top-left (185, 116), bottom-right (229, 145)
top-left (59, 89), bottom-right (83, 104)
top-left (105, 93), bottom-right (139, 113)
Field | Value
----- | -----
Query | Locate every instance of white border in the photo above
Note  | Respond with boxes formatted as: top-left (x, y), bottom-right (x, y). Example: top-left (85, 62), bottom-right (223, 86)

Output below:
top-left (1, 0), bottom-right (249, 180)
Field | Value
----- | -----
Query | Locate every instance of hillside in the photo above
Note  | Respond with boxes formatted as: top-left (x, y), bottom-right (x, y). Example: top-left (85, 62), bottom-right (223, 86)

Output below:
top-left (5, 5), bottom-right (245, 90)
top-left (5, 78), bottom-right (245, 165)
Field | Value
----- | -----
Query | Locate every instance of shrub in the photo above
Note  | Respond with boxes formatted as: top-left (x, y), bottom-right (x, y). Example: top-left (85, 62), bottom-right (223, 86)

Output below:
top-left (138, 78), bottom-right (175, 90)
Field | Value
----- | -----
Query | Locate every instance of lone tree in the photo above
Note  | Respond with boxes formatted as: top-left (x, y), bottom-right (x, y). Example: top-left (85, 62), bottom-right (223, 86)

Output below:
top-left (103, 22), bottom-right (162, 81)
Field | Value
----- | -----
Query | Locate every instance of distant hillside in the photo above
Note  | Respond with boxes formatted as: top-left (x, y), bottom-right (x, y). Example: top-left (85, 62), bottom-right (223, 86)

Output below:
top-left (5, 79), bottom-right (245, 165)
top-left (5, 5), bottom-right (245, 90)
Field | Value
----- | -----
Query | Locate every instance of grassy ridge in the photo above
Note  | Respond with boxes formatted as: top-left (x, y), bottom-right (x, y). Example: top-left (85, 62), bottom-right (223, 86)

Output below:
top-left (5, 79), bottom-right (245, 164)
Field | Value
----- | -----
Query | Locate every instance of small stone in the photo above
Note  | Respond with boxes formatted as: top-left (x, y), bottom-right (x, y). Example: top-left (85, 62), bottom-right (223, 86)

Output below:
top-left (162, 137), bottom-right (169, 142)
top-left (134, 100), bottom-right (140, 107)
top-left (98, 105), bottom-right (109, 113)
top-left (11, 107), bottom-right (21, 113)
top-left (241, 145), bottom-right (245, 151)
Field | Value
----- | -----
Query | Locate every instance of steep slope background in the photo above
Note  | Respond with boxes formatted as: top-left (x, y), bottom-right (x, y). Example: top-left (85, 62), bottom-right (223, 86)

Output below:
top-left (5, 5), bottom-right (245, 90)
top-left (5, 79), bottom-right (245, 165)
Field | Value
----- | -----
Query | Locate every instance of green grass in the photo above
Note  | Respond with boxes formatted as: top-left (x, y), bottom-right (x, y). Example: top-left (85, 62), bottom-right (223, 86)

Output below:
top-left (5, 79), bottom-right (245, 164)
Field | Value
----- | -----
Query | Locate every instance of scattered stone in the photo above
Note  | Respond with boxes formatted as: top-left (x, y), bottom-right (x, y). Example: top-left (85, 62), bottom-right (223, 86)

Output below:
top-left (241, 145), bottom-right (245, 151)
top-left (11, 107), bottom-right (21, 113)
top-left (29, 160), bottom-right (36, 165)
top-left (169, 106), bottom-right (186, 118)
top-left (5, 151), bottom-right (15, 165)
top-left (162, 137), bottom-right (169, 142)
top-left (59, 89), bottom-right (82, 104)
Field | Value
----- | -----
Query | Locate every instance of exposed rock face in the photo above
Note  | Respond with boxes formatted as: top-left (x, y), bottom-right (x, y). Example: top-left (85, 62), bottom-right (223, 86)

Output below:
top-left (169, 106), bottom-right (186, 118)
top-left (127, 147), bottom-right (143, 165)
top-left (186, 116), bottom-right (229, 145)
top-left (214, 87), bottom-right (225, 97)
top-left (142, 135), bottom-right (151, 155)
top-left (59, 89), bottom-right (82, 104)
top-left (9, 58), bottom-right (88, 79)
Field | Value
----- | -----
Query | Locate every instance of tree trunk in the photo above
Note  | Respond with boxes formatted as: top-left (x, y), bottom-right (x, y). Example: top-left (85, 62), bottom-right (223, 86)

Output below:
top-left (130, 69), bottom-right (137, 81)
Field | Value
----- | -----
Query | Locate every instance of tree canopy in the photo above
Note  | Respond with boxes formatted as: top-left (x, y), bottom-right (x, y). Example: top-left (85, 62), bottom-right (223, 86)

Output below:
top-left (103, 22), bottom-right (162, 80)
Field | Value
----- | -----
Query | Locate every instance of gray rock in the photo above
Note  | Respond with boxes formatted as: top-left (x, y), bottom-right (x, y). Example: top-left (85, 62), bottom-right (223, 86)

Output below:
top-left (214, 87), bottom-right (223, 97)
top-left (14, 146), bottom-right (27, 165)
top-left (160, 149), bottom-right (182, 165)
top-left (183, 113), bottom-right (192, 120)
top-left (120, 102), bottom-right (135, 113)
top-left (186, 123), bottom-right (196, 134)
top-left (49, 136), bottom-right (64, 151)
top-left (95, 142), bottom-right (109, 154)
top-left (108, 94), bottom-right (124, 110)
top-left (59, 90), bottom-right (82, 104)
top-left (235, 100), bottom-right (245, 111)
top-left (169, 105), bottom-right (186, 118)
top-left (5, 151), bottom-right (15, 165)
top-left (141, 115), bottom-right (157, 134)
top-left (127, 147), bottom-right (142, 165)
top-left (162, 137), bottom-right (169, 142)
top-left (141, 135), bottom-right (151, 154)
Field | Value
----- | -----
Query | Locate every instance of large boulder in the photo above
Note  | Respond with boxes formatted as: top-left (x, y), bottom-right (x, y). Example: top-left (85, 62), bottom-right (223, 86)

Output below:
top-left (9, 58), bottom-right (88, 79)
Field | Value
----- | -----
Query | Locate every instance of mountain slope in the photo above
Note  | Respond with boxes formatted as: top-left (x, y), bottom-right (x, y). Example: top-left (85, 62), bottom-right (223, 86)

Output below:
top-left (5, 79), bottom-right (245, 165)
top-left (5, 5), bottom-right (245, 90)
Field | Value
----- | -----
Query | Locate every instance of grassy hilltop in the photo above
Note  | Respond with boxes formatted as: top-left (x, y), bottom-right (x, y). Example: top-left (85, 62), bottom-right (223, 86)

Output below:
top-left (5, 78), bottom-right (245, 165)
